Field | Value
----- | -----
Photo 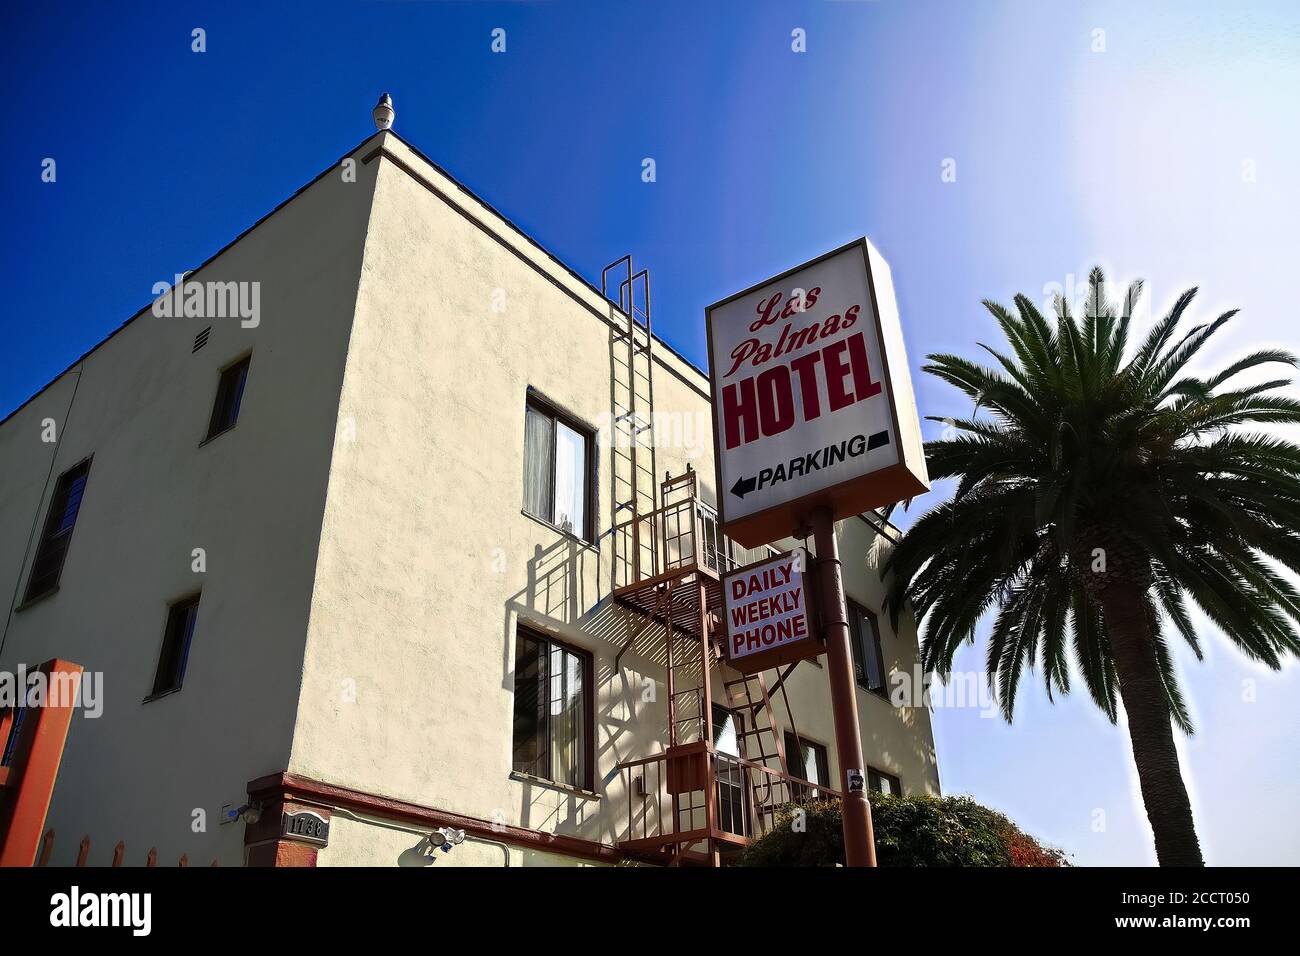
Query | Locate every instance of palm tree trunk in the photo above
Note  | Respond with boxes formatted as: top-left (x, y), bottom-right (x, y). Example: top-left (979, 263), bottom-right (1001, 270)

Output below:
top-left (1101, 583), bottom-right (1204, 866)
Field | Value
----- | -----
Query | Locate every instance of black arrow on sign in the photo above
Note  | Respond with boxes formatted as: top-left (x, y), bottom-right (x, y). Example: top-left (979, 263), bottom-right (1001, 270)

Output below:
top-left (731, 475), bottom-right (757, 499)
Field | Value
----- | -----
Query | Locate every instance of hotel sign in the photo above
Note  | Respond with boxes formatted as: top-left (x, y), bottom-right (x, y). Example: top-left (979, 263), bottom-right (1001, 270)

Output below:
top-left (721, 549), bottom-right (820, 674)
top-left (706, 239), bottom-right (929, 546)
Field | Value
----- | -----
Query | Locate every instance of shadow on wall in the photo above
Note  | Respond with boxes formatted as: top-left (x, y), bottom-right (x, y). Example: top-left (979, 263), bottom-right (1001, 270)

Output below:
top-left (397, 837), bottom-right (435, 867)
top-left (496, 520), bottom-right (940, 843)
top-left (500, 537), bottom-right (593, 693)
top-left (498, 525), bottom-right (693, 841)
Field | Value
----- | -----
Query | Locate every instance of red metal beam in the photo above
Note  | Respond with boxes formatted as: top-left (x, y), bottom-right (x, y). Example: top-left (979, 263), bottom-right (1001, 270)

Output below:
top-left (0, 658), bottom-right (83, 867)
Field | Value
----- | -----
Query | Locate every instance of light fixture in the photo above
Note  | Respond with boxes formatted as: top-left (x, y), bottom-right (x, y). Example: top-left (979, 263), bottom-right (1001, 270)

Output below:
top-left (226, 802), bottom-right (261, 825)
top-left (427, 827), bottom-right (466, 853)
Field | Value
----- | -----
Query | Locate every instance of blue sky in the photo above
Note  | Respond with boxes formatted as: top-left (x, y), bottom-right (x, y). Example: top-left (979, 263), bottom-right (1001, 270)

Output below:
top-left (4, 1), bottom-right (1298, 864)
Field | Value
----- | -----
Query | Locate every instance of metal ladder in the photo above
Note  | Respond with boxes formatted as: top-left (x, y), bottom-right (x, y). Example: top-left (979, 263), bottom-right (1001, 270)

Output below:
top-left (602, 257), bottom-right (658, 569)
top-left (724, 671), bottom-right (791, 830)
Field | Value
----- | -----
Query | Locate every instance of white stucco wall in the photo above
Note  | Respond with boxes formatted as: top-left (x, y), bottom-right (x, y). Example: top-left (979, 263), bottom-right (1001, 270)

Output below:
top-left (289, 133), bottom-right (939, 866)
top-left (318, 813), bottom-right (607, 868)
top-left (0, 127), bottom-right (938, 867)
top-left (0, 134), bottom-right (382, 866)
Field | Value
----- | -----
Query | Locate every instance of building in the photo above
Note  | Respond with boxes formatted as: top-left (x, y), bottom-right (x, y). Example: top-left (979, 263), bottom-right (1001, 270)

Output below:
top-left (0, 110), bottom-right (940, 866)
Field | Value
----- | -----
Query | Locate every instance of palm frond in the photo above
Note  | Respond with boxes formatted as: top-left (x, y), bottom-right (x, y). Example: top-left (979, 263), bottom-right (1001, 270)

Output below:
top-left (891, 270), bottom-right (1300, 735)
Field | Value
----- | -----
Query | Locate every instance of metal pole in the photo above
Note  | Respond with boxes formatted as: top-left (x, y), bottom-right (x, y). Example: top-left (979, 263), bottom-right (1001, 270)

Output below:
top-left (811, 505), bottom-right (877, 867)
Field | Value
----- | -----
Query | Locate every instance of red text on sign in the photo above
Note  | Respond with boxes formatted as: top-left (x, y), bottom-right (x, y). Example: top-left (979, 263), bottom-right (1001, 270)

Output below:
top-left (722, 330), bottom-right (882, 450)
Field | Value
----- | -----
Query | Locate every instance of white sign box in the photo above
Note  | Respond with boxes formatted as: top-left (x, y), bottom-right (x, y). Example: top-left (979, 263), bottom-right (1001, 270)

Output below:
top-left (721, 549), bottom-right (820, 673)
top-left (706, 239), bottom-right (929, 546)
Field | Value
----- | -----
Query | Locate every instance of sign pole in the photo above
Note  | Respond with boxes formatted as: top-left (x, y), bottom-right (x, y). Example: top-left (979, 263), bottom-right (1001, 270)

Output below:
top-left (811, 504), bottom-right (877, 867)
top-left (706, 237), bottom-right (926, 867)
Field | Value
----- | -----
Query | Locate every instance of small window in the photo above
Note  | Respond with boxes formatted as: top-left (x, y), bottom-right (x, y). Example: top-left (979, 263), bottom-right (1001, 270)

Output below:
top-left (785, 732), bottom-right (831, 801)
top-left (24, 459), bottom-right (92, 603)
top-left (868, 767), bottom-right (901, 796)
top-left (522, 396), bottom-right (593, 541)
top-left (848, 600), bottom-right (887, 696)
top-left (149, 594), bottom-right (201, 699)
top-left (512, 627), bottom-right (592, 790)
top-left (205, 356), bottom-right (251, 440)
top-left (1, 705), bottom-right (27, 767)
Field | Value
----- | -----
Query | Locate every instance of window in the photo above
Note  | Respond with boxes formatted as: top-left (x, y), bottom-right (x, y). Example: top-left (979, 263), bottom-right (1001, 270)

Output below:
top-left (713, 704), bottom-right (748, 835)
top-left (699, 505), bottom-right (728, 572)
top-left (512, 628), bottom-right (592, 790)
top-left (205, 355), bottom-right (251, 440)
top-left (848, 600), bottom-right (887, 696)
top-left (24, 459), bottom-right (92, 603)
top-left (868, 767), bottom-right (902, 796)
top-left (712, 703), bottom-right (741, 757)
top-left (784, 732), bottom-right (831, 800)
top-left (522, 396), bottom-right (593, 541)
top-left (1, 705), bottom-right (26, 767)
top-left (149, 594), bottom-right (201, 699)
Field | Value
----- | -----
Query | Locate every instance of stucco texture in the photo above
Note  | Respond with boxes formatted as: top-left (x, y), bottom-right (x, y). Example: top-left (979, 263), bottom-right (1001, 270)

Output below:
top-left (0, 136), bottom-right (381, 865)
top-left (289, 134), bottom-right (938, 864)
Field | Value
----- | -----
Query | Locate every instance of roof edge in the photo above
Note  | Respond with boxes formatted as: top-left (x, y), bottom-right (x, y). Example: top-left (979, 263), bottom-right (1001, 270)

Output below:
top-left (3, 126), bottom-right (714, 430)
top-left (0, 131), bottom-right (389, 430)
top-left (376, 130), bottom-right (710, 387)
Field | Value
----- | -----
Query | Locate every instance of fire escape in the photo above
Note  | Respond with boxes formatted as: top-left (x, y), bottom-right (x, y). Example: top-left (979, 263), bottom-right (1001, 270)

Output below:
top-left (601, 258), bottom-right (838, 867)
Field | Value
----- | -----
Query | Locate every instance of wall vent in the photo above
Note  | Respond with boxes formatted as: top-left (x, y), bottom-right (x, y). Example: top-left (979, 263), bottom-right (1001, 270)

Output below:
top-left (193, 327), bottom-right (211, 353)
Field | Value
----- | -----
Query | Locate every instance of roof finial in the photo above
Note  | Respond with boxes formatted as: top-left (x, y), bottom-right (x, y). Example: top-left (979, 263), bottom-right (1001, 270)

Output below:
top-left (372, 93), bottom-right (394, 131)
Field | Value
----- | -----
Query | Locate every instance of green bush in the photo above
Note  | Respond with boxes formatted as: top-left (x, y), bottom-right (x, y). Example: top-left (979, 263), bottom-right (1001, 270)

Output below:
top-left (740, 795), bottom-right (1069, 867)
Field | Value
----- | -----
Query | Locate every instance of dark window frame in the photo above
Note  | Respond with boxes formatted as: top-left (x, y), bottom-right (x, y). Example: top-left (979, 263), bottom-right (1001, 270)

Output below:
top-left (522, 391), bottom-right (596, 544)
top-left (867, 766), bottom-right (902, 796)
top-left (510, 625), bottom-right (595, 792)
top-left (146, 593), bottom-right (202, 701)
top-left (847, 599), bottom-right (888, 698)
top-left (699, 505), bottom-right (729, 573)
top-left (1, 702), bottom-right (27, 767)
top-left (22, 457), bottom-right (93, 605)
top-left (203, 354), bottom-right (252, 443)
top-left (784, 731), bottom-right (831, 801)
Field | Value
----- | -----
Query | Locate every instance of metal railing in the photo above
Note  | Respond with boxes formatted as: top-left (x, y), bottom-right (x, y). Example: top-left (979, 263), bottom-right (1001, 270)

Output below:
top-left (696, 500), bottom-right (779, 575)
top-left (617, 749), bottom-right (841, 851)
top-left (612, 486), bottom-right (779, 592)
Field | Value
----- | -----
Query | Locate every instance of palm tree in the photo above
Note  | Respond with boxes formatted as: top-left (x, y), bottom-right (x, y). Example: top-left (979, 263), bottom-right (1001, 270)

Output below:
top-left (883, 268), bottom-right (1300, 866)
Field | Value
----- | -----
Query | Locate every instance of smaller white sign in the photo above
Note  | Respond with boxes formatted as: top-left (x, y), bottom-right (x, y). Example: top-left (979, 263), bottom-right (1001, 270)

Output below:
top-left (721, 549), bottom-right (815, 669)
